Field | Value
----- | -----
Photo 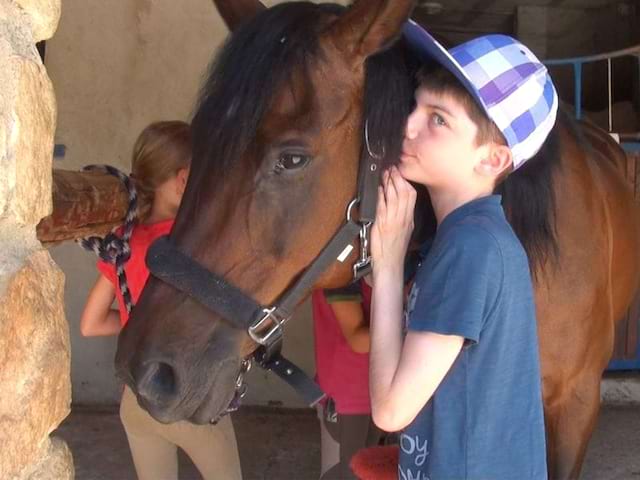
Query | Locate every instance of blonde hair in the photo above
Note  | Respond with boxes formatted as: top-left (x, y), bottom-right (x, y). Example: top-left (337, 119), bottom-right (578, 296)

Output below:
top-left (130, 121), bottom-right (191, 221)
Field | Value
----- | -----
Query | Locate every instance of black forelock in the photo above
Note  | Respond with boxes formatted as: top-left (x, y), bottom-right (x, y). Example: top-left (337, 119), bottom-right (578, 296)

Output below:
top-left (189, 2), bottom-right (345, 192)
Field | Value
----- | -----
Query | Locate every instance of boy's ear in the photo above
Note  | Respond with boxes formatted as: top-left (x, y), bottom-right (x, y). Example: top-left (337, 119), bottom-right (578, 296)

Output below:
top-left (476, 144), bottom-right (513, 178)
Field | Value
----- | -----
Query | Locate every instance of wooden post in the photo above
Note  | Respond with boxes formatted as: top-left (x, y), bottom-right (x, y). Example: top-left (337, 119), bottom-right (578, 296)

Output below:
top-left (36, 169), bottom-right (130, 245)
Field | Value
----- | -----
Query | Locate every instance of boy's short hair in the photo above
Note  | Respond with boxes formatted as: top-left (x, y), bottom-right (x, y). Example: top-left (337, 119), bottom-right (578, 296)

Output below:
top-left (417, 65), bottom-right (507, 149)
top-left (403, 21), bottom-right (559, 170)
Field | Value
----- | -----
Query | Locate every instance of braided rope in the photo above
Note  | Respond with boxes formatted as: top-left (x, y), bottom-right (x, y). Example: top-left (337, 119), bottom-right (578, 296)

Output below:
top-left (79, 165), bottom-right (138, 314)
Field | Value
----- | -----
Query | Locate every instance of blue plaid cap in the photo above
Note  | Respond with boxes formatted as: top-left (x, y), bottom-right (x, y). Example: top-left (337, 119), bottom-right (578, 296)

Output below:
top-left (403, 20), bottom-right (558, 169)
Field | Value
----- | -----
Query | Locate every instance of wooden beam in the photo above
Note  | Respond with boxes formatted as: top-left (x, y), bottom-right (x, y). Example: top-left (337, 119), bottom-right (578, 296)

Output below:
top-left (413, 9), bottom-right (515, 47)
top-left (36, 169), bottom-right (130, 245)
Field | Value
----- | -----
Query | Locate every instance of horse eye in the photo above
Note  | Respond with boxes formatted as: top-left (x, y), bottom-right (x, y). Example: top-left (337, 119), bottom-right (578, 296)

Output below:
top-left (275, 153), bottom-right (311, 173)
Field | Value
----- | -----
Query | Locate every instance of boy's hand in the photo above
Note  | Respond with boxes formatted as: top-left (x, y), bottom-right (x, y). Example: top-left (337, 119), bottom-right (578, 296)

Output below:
top-left (371, 166), bottom-right (416, 274)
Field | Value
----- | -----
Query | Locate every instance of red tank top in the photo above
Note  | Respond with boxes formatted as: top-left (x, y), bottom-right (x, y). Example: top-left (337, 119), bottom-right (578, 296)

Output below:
top-left (312, 280), bottom-right (372, 415)
top-left (97, 219), bottom-right (174, 326)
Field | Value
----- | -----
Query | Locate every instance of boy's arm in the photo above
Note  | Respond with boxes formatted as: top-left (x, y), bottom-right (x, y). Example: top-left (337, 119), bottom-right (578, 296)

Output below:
top-left (370, 266), bottom-right (463, 431)
top-left (371, 166), bottom-right (447, 431)
top-left (369, 167), bottom-right (463, 432)
top-left (80, 274), bottom-right (121, 336)
top-left (370, 170), bottom-right (503, 433)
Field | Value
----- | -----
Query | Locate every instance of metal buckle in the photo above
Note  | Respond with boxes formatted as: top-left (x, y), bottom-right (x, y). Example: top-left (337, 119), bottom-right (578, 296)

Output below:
top-left (345, 198), bottom-right (374, 280)
top-left (248, 307), bottom-right (287, 346)
top-left (353, 220), bottom-right (372, 280)
top-left (353, 257), bottom-right (372, 280)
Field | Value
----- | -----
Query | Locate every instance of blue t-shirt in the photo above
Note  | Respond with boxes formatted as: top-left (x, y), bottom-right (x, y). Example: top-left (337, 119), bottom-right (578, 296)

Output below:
top-left (399, 195), bottom-right (547, 480)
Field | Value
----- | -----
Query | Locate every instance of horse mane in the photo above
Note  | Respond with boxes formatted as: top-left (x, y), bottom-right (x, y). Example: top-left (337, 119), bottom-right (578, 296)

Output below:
top-left (363, 40), bottom-right (438, 250)
top-left (496, 109), bottom-right (573, 274)
top-left (189, 2), bottom-right (344, 195)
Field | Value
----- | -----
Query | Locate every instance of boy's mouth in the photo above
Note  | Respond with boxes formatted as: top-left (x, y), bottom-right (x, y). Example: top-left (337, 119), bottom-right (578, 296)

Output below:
top-left (401, 151), bottom-right (415, 162)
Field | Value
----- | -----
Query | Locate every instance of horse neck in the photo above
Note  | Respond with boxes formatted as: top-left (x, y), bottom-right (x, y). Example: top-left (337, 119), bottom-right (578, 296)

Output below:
top-left (577, 119), bottom-right (630, 176)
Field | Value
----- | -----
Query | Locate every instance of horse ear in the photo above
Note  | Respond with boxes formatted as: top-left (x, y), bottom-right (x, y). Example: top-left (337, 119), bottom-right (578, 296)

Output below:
top-left (326, 0), bottom-right (416, 63)
top-left (212, 0), bottom-right (266, 32)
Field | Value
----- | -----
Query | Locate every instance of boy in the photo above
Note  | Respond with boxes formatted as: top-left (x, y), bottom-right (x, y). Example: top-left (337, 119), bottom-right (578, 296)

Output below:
top-left (368, 21), bottom-right (558, 479)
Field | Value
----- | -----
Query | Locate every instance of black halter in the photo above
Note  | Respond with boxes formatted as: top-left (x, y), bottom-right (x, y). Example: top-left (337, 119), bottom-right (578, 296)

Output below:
top-left (145, 121), bottom-right (382, 412)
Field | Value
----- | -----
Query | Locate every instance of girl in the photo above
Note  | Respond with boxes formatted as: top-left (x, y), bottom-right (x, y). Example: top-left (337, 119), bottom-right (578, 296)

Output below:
top-left (80, 121), bottom-right (243, 480)
top-left (312, 280), bottom-right (383, 479)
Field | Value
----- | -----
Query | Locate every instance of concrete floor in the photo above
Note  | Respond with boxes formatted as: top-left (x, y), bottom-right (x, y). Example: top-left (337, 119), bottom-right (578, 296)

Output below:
top-left (55, 405), bottom-right (640, 480)
top-left (56, 406), bottom-right (320, 480)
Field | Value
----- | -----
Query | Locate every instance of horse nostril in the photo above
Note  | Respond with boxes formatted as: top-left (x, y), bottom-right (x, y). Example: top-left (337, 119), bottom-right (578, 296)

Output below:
top-left (134, 361), bottom-right (178, 403)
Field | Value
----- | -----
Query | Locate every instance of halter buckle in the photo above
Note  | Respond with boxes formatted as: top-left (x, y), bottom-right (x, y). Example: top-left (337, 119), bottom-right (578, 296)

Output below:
top-left (248, 307), bottom-right (288, 346)
top-left (353, 221), bottom-right (373, 280)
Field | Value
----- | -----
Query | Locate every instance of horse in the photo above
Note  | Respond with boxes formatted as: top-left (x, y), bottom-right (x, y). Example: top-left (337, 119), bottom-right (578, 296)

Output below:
top-left (114, 1), bottom-right (640, 478)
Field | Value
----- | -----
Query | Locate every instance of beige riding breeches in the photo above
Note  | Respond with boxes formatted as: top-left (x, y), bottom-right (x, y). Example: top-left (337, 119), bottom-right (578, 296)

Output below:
top-left (120, 386), bottom-right (242, 480)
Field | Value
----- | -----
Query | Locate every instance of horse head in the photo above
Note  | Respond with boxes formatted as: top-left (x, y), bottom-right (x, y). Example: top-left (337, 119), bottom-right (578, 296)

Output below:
top-left (115, 0), bottom-right (417, 424)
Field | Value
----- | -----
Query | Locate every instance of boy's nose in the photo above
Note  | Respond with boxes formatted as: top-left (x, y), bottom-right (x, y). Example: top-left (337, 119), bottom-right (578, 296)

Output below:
top-left (405, 109), bottom-right (422, 140)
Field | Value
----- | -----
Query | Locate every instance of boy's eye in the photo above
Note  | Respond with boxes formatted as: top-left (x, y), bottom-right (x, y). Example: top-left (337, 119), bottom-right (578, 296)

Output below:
top-left (431, 113), bottom-right (447, 127)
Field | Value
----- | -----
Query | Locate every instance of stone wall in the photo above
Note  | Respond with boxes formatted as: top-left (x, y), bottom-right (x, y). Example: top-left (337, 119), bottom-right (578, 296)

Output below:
top-left (0, 0), bottom-right (72, 479)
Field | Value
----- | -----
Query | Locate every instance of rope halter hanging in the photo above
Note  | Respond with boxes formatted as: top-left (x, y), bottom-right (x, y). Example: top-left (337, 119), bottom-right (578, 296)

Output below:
top-left (78, 165), bottom-right (139, 314)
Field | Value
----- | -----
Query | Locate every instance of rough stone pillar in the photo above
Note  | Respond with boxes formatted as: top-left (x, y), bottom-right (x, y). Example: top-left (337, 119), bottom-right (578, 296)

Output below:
top-left (0, 0), bottom-right (73, 479)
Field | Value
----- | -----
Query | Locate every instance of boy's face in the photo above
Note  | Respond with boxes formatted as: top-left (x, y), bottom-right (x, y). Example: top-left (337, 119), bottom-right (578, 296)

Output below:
top-left (399, 87), bottom-right (491, 191)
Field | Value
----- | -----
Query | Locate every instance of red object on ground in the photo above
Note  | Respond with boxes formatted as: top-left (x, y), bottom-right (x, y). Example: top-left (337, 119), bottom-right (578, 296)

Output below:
top-left (349, 445), bottom-right (399, 480)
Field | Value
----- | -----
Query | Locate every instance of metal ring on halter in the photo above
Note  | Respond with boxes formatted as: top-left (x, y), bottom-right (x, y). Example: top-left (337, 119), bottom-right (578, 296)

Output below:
top-left (365, 119), bottom-right (385, 160)
top-left (346, 198), bottom-right (360, 223)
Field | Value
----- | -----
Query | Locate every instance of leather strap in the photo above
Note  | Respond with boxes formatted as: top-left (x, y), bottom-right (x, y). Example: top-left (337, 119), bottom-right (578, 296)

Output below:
top-left (147, 219), bottom-right (361, 335)
top-left (358, 154), bottom-right (380, 224)
top-left (147, 237), bottom-right (260, 330)
top-left (273, 220), bottom-right (361, 319)
top-left (255, 349), bottom-right (326, 407)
